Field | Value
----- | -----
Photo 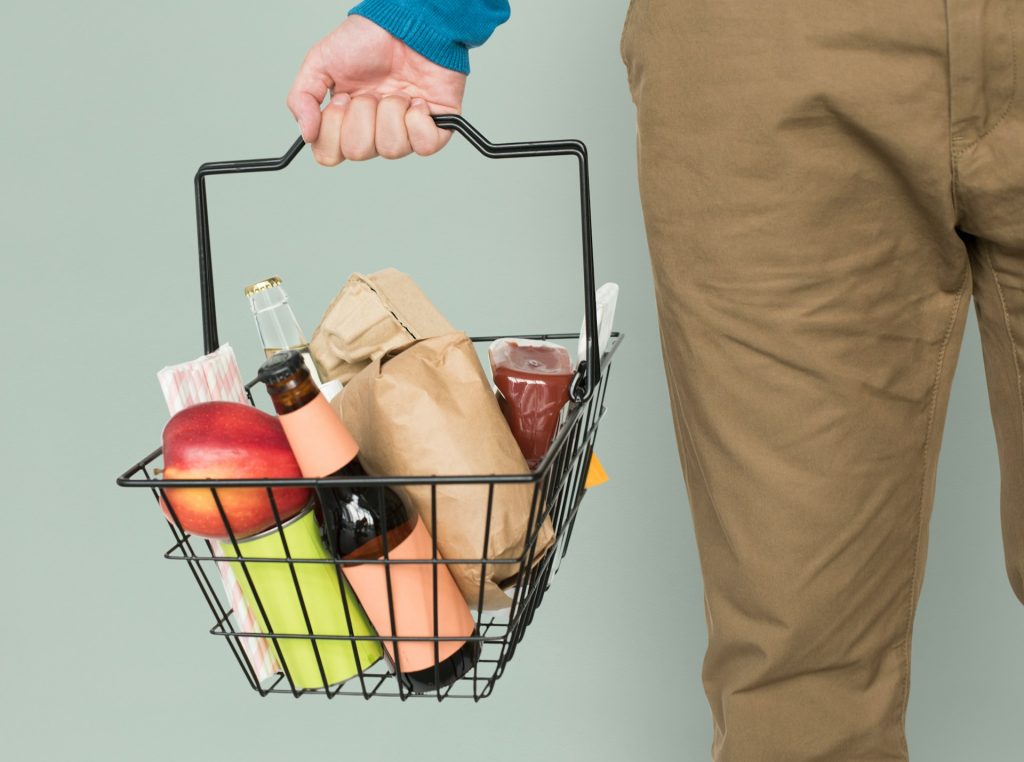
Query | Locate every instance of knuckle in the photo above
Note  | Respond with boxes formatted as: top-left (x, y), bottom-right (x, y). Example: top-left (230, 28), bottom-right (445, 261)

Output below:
top-left (347, 147), bottom-right (376, 161)
top-left (311, 148), bottom-right (338, 167)
top-left (376, 140), bottom-right (407, 160)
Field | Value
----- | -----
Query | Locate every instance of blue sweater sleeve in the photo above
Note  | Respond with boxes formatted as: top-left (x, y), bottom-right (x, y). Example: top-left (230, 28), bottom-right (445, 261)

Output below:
top-left (348, 0), bottom-right (510, 75)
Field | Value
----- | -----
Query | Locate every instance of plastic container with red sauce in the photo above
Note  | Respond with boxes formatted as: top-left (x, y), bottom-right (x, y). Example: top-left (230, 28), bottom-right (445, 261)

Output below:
top-left (488, 338), bottom-right (574, 469)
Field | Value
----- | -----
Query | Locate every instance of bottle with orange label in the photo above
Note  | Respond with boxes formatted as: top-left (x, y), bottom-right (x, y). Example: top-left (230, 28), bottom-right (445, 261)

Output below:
top-left (256, 350), bottom-right (480, 693)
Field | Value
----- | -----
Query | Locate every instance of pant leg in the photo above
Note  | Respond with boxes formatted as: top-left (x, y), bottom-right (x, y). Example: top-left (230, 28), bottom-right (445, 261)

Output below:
top-left (951, 0), bottom-right (1024, 605)
top-left (620, 2), bottom-right (970, 759)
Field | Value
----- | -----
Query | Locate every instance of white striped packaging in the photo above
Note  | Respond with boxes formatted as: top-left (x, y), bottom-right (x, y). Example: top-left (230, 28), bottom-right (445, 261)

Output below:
top-left (157, 343), bottom-right (280, 681)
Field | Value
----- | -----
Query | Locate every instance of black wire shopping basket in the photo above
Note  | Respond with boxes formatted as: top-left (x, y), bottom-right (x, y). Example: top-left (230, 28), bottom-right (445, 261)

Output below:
top-left (116, 115), bottom-right (622, 701)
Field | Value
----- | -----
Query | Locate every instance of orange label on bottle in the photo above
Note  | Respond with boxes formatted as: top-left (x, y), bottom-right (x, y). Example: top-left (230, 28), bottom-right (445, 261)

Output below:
top-left (279, 394), bottom-right (359, 477)
top-left (343, 517), bottom-right (476, 674)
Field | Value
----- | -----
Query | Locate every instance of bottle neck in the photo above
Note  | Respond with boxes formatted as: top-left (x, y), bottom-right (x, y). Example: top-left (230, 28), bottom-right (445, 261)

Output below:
top-left (254, 309), bottom-right (309, 352)
top-left (265, 372), bottom-right (319, 415)
top-left (249, 286), bottom-right (309, 352)
top-left (264, 366), bottom-right (360, 474)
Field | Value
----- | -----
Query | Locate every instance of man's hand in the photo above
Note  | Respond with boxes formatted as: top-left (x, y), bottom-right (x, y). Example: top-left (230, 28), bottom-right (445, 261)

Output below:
top-left (287, 15), bottom-right (466, 166)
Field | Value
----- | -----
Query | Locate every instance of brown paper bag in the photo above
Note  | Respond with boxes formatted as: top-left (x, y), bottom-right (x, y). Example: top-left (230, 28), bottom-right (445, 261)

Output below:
top-left (335, 332), bottom-right (555, 610)
top-left (310, 268), bottom-right (455, 384)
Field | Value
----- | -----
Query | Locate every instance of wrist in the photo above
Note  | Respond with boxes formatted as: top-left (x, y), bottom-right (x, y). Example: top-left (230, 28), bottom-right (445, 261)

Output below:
top-left (348, 0), bottom-right (471, 74)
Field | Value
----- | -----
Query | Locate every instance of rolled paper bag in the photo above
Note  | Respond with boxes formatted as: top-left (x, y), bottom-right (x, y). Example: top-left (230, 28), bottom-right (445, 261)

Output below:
top-left (310, 268), bottom-right (455, 384)
top-left (219, 502), bottom-right (382, 689)
top-left (338, 332), bottom-right (555, 610)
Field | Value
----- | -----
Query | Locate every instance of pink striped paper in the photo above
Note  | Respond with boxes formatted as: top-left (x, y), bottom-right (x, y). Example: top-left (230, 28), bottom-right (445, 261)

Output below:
top-left (157, 343), bottom-right (280, 682)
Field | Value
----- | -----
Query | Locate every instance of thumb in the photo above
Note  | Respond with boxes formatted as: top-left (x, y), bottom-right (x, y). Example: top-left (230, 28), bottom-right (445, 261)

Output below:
top-left (287, 53), bottom-right (333, 143)
top-left (289, 92), bottom-right (324, 143)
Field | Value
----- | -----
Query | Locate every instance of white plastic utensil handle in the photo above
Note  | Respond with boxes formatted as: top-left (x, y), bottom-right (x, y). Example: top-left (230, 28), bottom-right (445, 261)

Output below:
top-left (577, 283), bottom-right (619, 369)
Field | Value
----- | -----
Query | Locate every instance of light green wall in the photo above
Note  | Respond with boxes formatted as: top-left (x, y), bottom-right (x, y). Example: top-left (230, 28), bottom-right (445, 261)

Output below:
top-left (1, 2), bottom-right (1020, 760)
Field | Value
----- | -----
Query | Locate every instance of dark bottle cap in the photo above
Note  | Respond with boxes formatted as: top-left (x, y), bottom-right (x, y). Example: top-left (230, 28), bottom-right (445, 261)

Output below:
top-left (257, 350), bottom-right (306, 385)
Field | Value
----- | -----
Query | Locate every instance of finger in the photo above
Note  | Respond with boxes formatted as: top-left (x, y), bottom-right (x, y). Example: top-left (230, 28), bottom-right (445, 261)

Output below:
top-left (311, 94), bottom-right (349, 167)
top-left (375, 95), bottom-right (413, 159)
top-left (406, 99), bottom-right (455, 157)
top-left (340, 95), bottom-right (379, 161)
top-left (287, 51), bottom-right (333, 143)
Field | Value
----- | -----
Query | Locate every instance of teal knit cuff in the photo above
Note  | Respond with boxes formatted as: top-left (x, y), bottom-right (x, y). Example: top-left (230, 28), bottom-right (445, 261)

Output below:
top-left (349, 0), bottom-right (471, 74)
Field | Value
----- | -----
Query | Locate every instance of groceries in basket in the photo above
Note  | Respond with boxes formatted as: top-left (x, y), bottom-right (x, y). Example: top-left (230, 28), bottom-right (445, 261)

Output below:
top-left (489, 338), bottom-right (575, 470)
top-left (156, 344), bottom-right (282, 681)
top-left (147, 267), bottom-right (607, 690)
top-left (257, 350), bottom-right (481, 692)
top-left (157, 342), bottom-right (250, 412)
top-left (156, 383), bottom-right (381, 690)
top-left (219, 500), bottom-right (382, 689)
top-left (484, 282), bottom-right (620, 483)
top-left (336, 331), bottom-right (556, 611)
top-left (157, 375), bottom-right (381, 690)
top-left (160, 401), bottom-right (311, 540)
top-left (310, 268), bottom-right (455, 384)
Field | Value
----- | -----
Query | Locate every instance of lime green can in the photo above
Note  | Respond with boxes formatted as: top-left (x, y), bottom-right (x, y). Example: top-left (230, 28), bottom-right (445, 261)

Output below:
top-left (218, 502), bottom-right (382, 689)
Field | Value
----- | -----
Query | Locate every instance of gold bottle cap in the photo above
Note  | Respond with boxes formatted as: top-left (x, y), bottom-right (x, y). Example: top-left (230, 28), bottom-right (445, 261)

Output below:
top-left (244, 276), bottom-right (282, 297)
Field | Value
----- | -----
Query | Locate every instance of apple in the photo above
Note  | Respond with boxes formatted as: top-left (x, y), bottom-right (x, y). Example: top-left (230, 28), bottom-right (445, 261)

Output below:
top-left (159, 401), bottom-right (312, 539)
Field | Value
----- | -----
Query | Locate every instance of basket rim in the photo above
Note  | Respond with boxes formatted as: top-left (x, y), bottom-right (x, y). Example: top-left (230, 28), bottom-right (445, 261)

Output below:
top-left (117, 332), bottom-right (622, 489)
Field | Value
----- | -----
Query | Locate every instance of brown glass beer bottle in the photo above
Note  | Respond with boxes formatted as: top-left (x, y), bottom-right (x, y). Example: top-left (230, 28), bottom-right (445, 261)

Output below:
top-left (257, 350), bottom-right (480, 693)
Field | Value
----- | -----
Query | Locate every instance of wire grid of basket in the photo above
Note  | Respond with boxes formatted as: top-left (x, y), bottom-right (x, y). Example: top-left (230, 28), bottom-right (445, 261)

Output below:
top-left (117, 333), bottom-right (617, 701)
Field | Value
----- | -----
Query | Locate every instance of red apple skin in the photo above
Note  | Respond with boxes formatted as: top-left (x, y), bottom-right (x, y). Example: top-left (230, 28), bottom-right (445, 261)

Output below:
top-left (160, 401), bottom-right (312, 539)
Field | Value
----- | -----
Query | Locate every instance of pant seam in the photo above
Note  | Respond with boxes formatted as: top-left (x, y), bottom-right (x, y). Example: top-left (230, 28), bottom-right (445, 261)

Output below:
top-left (943, 0), bottom-right (961, 220)
top-left (980, 247), bottom-right (1024, 575)
top-left (982, 246), bottom-right (1024, 427)
top-left (895, 266), bottom-right (970, 759)
top-left (951, 5), bottom-right (1018, 157)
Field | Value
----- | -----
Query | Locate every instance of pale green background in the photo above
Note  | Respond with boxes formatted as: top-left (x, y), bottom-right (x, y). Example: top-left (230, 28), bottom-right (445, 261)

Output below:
top-left (1, 2), bottom-right (1021, 760)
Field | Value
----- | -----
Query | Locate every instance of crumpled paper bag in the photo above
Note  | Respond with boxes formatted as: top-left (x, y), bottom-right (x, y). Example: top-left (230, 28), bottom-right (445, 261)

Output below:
top-left (334, 332), bottom-right (555, 610)
top-left (310, 268), bottom-right (455, 384)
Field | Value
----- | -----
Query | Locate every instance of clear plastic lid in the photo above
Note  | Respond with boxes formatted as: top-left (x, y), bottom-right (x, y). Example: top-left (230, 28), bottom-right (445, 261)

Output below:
top-left (488, 338), bottom-right (573, 377)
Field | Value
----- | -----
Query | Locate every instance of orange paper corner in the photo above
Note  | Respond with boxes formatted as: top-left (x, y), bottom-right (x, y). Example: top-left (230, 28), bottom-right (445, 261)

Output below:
top-left (584, 453), bottom-right (609, 489)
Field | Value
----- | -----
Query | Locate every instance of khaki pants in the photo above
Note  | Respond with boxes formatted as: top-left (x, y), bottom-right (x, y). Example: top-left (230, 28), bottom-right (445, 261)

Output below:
top-left (620, 1), bottom-right (1024, 759)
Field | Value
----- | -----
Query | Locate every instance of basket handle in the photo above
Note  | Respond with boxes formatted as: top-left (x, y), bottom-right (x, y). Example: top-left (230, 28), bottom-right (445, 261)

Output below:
top-left (193, 113), bottom-right (601, 402)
